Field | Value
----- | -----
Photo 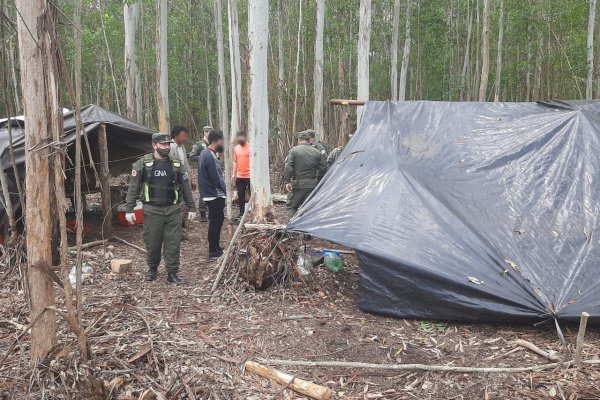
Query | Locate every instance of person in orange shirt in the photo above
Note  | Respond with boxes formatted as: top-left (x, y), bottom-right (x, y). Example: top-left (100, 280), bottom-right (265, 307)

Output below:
top-left (232, 130), bottom-right (250, 217)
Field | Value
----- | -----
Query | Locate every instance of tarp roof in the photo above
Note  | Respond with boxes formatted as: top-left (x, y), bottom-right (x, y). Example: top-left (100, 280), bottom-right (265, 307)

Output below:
top-left (0, 104), bottom-right (155, 178)
top-left (289, 100), bottom-right (600, 325)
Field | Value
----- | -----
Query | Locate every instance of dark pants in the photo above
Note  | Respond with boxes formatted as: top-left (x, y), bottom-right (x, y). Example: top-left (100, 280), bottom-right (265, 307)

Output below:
top-left (206, 197), bottom-right (225, 253)
top-left (235, 178), bottom-right (251, 216)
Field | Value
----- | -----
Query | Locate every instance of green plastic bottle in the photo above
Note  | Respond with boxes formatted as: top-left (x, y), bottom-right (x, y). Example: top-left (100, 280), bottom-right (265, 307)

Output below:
top-left (323, 250), bottom-right (343, 272)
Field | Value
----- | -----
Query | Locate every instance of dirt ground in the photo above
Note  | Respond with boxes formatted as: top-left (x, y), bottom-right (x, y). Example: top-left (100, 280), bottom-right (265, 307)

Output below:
top-left (1, 196), bottom-right (600, 399)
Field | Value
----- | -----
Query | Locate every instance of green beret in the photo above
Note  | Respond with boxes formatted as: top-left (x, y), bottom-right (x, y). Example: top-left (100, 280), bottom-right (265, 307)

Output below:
top-left (152, 133), bottom-right (173, 143)
top-left (297, 131), bottom-right (310, 140)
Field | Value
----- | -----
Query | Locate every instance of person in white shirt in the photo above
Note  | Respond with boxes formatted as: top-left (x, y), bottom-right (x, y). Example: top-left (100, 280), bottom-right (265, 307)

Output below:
top-left (169, 125), bottom-right (197, 238)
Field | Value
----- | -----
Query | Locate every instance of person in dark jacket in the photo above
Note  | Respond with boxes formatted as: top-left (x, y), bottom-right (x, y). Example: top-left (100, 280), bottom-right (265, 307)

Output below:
top-left (198, 130), bottom-right (226, 258)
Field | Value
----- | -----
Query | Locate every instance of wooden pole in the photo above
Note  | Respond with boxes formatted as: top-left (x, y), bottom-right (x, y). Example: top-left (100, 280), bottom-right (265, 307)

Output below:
top-left (212, 193), bottom-right (254, 292)
top-left (244, 361), bottom-right (332, 400)
top-left (329, 99), bottom-right (366, 106)
top-left (97, 124), bottom-right (112, 239)
top-left (574, 312), bottom-right (590, 368)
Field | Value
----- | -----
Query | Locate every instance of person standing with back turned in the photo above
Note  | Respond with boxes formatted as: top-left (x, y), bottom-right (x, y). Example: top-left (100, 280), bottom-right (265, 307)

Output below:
top-left (232, 130), bottom-right (251, 218)
top-left (189, 125), bottom-right (213, 221)
top-left (284, 131), bottom-right (327, 219)
top-left (198, 130), bottom-right (227, 259)
top-left (124, 133), bottom-right (196, 284)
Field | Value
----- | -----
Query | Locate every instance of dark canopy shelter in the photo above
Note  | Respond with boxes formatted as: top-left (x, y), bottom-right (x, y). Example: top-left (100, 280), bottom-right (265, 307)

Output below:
top-left (0, 105), bottom-right (155, 222)
top-left (289, 100), bottom-right (600, 325)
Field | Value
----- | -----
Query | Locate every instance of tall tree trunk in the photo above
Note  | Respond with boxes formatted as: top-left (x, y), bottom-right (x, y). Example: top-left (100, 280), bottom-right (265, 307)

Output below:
top-left (74, 0), bottom-right (82, 106)
top-left (214, 0), bottom-right (233, 221)
top-left (276, 0), bottom-right (286, 144)
top-left (525, 24), bottom-right (532, 101)
top-left (291, 0), bottom-right (303, 136)
top-left (15, 0), bottom-right (59, 360)
top-left (229, 0), bottom-right (242, 137)
top-left (124, 1), bottom-right (142, 122)
top-left (4, 0), bottom-right (21, 114)
top-left (460, 4), bottom-right (473, 101)
top-left (478, 0), bottom-right (490, 101)
top-left (398, 0), bottom-right (412, 101)
top-left (493, 0), bottom-right (504, 102)
top-left (156, 0), bottom-right (170, 132)
top-left (390, 0), bottom-right (401, 101)
top-left (248, 0), bottom-right (272, 220)
top-left (313, 0), bottom-right (325, 140)
top-left (99, 2), bottom-right (121, 114)
top-left (533, 33), bottom-right (543, 100)
top-left (357, 0), bottom-right (372, 123)
top-left (587, 0), bottom-right (597, 99)
top-left (202, 19), bottom-right (214, 127)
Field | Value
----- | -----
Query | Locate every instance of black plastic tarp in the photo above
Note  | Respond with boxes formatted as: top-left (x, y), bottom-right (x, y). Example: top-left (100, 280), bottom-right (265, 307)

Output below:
top-left (0, 105), bottom-right (155, 223)
top-left (288, 100), bottom-right (600, 324)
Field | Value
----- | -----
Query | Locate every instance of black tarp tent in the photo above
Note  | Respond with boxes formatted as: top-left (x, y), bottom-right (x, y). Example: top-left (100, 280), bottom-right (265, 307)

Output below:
top-left (0, 105), bottom-right (155, 222)
top-left (289, 100), bottom-right (600, 324)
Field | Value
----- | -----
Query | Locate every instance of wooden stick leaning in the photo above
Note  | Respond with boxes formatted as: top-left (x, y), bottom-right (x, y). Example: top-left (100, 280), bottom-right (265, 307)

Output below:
top-left (244, 361), bottom-right (332, 400)
top-left (211, 193), bottom-right (254, 292)
top-left (574, 311), bottom-right (590, 367)
top-left (67, 239), bottom-right (107, 252)
top-left (257, 358), bottom-right (600, 374)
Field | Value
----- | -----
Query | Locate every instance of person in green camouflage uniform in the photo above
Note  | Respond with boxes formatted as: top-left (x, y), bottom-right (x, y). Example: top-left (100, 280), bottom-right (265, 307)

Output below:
top-left (306, 129), bottom-right (328, 158)
top-left (284, 131), bottom-right (327, 219)
top-left (125, 133), bottom-right (196, 284)
top-left (327, 146), bottom-right (342, 168)
top-left (188, 125), bottom-right (212, 221)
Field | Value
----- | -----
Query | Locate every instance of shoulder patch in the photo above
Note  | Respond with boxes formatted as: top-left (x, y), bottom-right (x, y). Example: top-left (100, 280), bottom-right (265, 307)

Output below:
top-left (131, 169), bottom-right (137, 177)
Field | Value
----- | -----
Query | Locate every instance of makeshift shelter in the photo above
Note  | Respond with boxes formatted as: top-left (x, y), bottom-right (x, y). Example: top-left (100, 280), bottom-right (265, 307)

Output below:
top-left (289, 100), bottom-right (600, 325)
top-left (0, 105), bottom-right (155, 225)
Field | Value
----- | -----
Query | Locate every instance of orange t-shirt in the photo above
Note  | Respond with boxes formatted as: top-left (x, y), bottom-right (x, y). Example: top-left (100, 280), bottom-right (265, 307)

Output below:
top-left (233, 143), bottom-right (250, 178)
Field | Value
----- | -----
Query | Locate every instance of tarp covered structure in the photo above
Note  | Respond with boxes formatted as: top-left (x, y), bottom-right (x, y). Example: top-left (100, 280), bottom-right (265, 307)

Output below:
top-left (289, 100), bottom-right (600, 324)
top-left (0, 105), bottom-right (155, 221)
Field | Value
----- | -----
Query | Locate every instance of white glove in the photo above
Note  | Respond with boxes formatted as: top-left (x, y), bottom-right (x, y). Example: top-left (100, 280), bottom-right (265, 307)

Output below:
top-left (125, 212), bottom-right (136, 225)
top-left (187, 212), bottom-right (197, 221)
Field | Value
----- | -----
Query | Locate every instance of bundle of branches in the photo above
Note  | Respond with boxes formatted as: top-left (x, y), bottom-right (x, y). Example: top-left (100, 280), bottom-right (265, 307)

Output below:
top-left (225, 230), bottom-right (301, 290)
top-left (0, 234), bottom-right (25, 284)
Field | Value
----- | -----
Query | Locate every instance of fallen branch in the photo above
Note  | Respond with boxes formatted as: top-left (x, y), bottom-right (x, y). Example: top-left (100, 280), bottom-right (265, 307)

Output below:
top-left (312, 247), bottom-right (355, 255)
top-left (67, 239), bottom-right (107, 252)
top-left (112, 236), bottom-right (146, 254)
top-left (212, 193), bottom-right (254, 292)
top-left (575, 311), bottom-right (590, 368)
top-left (245, 360), bottom-right (332, 400)
top-left (512, 339), bottom-right (559, 361)
top-left (257, 358), bottom-right (600, 374)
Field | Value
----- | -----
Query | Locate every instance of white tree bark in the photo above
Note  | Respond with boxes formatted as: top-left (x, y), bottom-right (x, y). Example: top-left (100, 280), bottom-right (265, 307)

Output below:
top-left (313, 0), bottom-right (325, 140)
top-left (390, 0), bottom-right (401, 101)
top-left (398, 0), bottom-right (413, 101)
top-left (156, 0), bottom-right (170, 132)
top-left (99, 3), bottom-right (121, 114)
top-left (291, 0), bottom-right (303, 136)
top-left (478, 0), bottom-right (490, 101)
top-left (124, 1), bottom-right (142, 122)
top-left (228, 0), bottom-right (242, 138)
top-left (357, 0), bottom-right (372, 124)
top-left (215, 0), bottom-right (233, 220)
top-left (276, 0), bottom-right (286, 141)
top-left (15, 0), bottom-right (58, 360)
top-left (493, 0), bottom-right (504, 102)
top-left (587, 0), bottom-right (597, 99)
top-left (248, 0), bottom-right (272, 220)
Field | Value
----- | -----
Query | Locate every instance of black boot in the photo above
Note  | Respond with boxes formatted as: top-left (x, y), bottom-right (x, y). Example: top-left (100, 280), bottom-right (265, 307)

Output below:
top-left (199, 212), bottom-right (208, 222)
top-left (145, 269), bottom-right (158, 282)
top-left (209, 249), bottom-right (224, 259)
top-left (167, 273), bottom-right (183, 285)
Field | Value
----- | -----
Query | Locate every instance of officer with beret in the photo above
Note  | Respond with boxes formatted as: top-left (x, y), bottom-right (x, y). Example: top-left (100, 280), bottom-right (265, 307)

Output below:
top-left (124, 133), bottom-right (196, 284)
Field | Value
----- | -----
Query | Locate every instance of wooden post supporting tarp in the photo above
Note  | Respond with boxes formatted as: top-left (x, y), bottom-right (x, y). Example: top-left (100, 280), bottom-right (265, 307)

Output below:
top-left (97, 124), bottom-right (112, 238)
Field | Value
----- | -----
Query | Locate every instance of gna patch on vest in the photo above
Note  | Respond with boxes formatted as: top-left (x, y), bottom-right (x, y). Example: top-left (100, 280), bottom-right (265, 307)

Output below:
top-left (154, 169), bottom-right (169, 177)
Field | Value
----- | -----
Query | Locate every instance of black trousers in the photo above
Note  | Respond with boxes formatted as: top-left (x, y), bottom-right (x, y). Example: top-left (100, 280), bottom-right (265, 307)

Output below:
top-left (235, 178), bottom-right (251, 216)
top-left (206, 197), bottom-right (225, 253)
